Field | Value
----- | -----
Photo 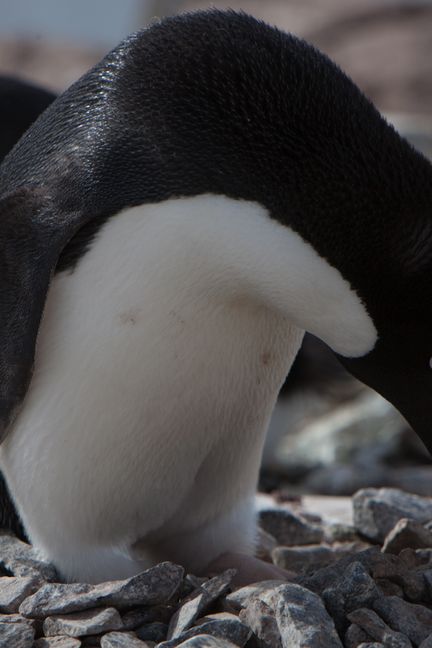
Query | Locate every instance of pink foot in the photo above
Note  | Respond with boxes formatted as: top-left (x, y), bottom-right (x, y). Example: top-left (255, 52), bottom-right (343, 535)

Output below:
top-left (202, 551), bottom-right (298, 588)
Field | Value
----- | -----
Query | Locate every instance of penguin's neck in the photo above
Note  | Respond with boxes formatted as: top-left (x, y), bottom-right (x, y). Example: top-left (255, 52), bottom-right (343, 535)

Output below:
top-left (107, 194), bottom-right (377, 359)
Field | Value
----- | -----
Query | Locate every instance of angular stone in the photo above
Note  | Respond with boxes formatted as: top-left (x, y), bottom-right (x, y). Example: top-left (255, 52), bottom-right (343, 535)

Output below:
top-left (0, 575), bottom-right (40, 613)
top-left (0, 621), bottom-right (34, 647)
top-left (135, 621), bottom-right (167, 642)
top-left (347, 608), bottom-right (412, 648)
top-left (353, 489), bottom-right (432, 542)
top-left (344, 623), bottom-right (371, 648)
top-left (121, 605), bottom-right (173, 630)
top-left (357, 644), bottom-right (384, 648)
top-left (101, 632), bottom-right (150, 647)
top-left (20, 562), bottom-right (184, 617)
top-left (239, 597), bottom-right (281, 648)
top-left (33, 637), bottom-right (82, 647)
top-left (324, 523), bottom-right (360, 543)
top-left (256, 527), bottom-right (278, 561)
top-left (174, 636), bottom-right (239, 648)
top-left (167, 570), bottom-right (235, 640)
top-left (272, 544), bottom-right (358, 574)
top-left (160, 616), bottom-right (251, 648)
top-left (373, 596), bottom-right (432, 645)
top-left (420, 636), bottom-right (432, 648)
top-left (259, 509), bottom-right (323, 546)
top-left (272, 583), bottom-right (343, 647)
top-left (382, 518), bottom-right (432, 554)
top-left (0, 533), bottom-right (57, 581)
top-left (224, 579), bottom-right (286, 614)
top-left (0, 612), bottom-right (35, 627)
top-left (43, 607), bottom-right (123, 637)
top-left (322, 562), bottom-right (380, 633)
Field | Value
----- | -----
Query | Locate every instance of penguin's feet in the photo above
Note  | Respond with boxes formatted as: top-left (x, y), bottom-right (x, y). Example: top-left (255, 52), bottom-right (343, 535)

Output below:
top-left (202, 551), bottom-right (298, 588)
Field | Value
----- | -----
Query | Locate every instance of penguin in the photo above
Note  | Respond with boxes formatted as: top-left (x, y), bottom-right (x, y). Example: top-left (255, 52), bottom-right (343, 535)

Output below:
top-left (0, 76), bottom-right (55, 163)
top-left (0, 10), bottom-right (431, 584)
top-left (0, 76), bottom-right (55, 539)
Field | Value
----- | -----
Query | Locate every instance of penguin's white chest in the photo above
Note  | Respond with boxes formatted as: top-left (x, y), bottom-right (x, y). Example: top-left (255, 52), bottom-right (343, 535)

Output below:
top-left (0, 195), bottom-right (304, 580)
top-left (0, 194), bottom-right (375, 582)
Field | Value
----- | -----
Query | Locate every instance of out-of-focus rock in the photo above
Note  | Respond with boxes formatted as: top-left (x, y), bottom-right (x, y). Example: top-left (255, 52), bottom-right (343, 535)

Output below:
top-left (353, 488), bottom-right (432, 542)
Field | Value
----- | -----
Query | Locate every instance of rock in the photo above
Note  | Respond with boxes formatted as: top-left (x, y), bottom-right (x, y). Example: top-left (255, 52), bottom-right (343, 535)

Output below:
top-left (258, 509), bottom-right (323, 546)
top-left (373, 596), bottom-right (432, 645)
top-left (324, 523), bottom-right (360, 543)
top-left (135, 621), bottom-right (167, 642)
top-left (353, 488), bottom-right (432, 542)
top-left (174, 636), bottom-right (240, 648)
top-left (43, 607), bottom-right (123, 637)
top-left (20, 562), bottom-right (184, 617)
top-left (347, 608), bottom-right (412, 648)
top-left (160, 616), bottom-right (251, 648)
top-left (0, 620), bottom-right (34, 647)
top-left (121, 605), bottom-right (173, 630)
top-left (357, 644), bottom-right (384, 648)
top-left (322, 562), bottom-right (380, 633)
top-left (101, 632), bottom-right (151, 647)
top-left (256, 527), bottom-right (278, 561)
top-left (225, 580), bottom-right (286, 612)
top-left (0, 612), bottom-right (35, 627)
top-left (239, 597), bottom-right (281, 648)
top-left (382, 518), bottom-right (432, 554)
top-left (420, 636), bottom-right (432, 648)
top-left (271, 583), bottom-right (343, 647)
top-left (344, 624), bottom-right (372, 648)
top-left (272, 543), bottom-right (360, 573)
top-left (0, 575), bottom-right (40, 613)
top-left (33, 637), bottom-right (82, 647)
top-left (166, 570), bottom-right (235, 640)
top-left (0, 533), bottom-right (57, 581)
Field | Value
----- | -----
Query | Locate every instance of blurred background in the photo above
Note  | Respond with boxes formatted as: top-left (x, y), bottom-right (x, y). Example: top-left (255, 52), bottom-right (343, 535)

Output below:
top-left (0, 0), bottom-right (431, 499)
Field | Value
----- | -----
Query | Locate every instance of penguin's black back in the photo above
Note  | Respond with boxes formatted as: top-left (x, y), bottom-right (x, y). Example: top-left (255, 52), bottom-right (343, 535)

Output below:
top-left (0, 77), bottom-right (55, 163)
top-left (1, 9), bottom-right (430, 292)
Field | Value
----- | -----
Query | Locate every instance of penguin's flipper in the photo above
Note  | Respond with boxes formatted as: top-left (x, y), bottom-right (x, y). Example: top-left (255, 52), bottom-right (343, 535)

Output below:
top-left (0, 186), bottom-right (62, 442)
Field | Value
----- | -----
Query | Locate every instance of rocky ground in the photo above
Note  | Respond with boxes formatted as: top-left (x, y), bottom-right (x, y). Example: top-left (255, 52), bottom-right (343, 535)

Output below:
top-left (2, 487), bottom-right (432, 647)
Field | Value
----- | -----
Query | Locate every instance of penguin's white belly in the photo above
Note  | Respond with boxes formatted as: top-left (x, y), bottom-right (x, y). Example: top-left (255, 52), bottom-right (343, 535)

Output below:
top-left (0, 196), bottom-right (304, 582)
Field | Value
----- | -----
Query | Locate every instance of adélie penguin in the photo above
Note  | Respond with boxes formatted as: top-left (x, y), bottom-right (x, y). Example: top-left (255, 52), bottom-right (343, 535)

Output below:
top-left (0, 10), bottom-right (431, 584)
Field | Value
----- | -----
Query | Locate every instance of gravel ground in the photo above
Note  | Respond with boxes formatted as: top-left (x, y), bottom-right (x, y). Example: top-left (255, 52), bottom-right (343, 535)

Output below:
top-left (1, 487), bottom-right (432, 647)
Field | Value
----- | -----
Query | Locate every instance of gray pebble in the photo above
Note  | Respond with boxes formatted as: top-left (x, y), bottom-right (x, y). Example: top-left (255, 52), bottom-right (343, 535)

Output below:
top-left (272, 583), bottom-right (343, 648)
top-left (43, 606), bottom-right (123, 637)
top-left (353, 488), bottom-right (432, 542)
top-left (382, 518), bottom-right (432, 554)
top-left (259, 509), bottom-right (323, 546)
top-left (347, 608), bottom-right (412, 648)
top-left (101, 631), bottom-right (150, 647)
top-left (373, 596), bottom-right (432, 645)
top-left (0, 575), bottom-right (40, 613)
top-left (344, 623), bottom-right (372, 648)
top-left (167, 570), bottom-right (235, 640)
top-left (20, 562), bottom-right (184, 617)
top-left (33, 637), bottom-right (82, 647)
top-left (239, 597), bottom-right (281, 648)
top-left (0, 533), bottom-right (57, 581)
top-left (272, 543), bottom-right (359, 574)
top-left (121, 606), bottom-right (173, 630)
top-left (174, 636), bottom-right (240, 648)
top-left (0, 612), bottom-right (35, 627)
top-left (160, 616), bottom-right (251, 648)
top-left (135, 621), bottom-right (167, 642)
top-left (322, 562), bottom-right (380, 633)
top-left (224, 580), bottom-right (286, 613)
top-left (0, 620), bottom-right (34, 647)
top-left (419, 635), bottom-right (432, 648)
